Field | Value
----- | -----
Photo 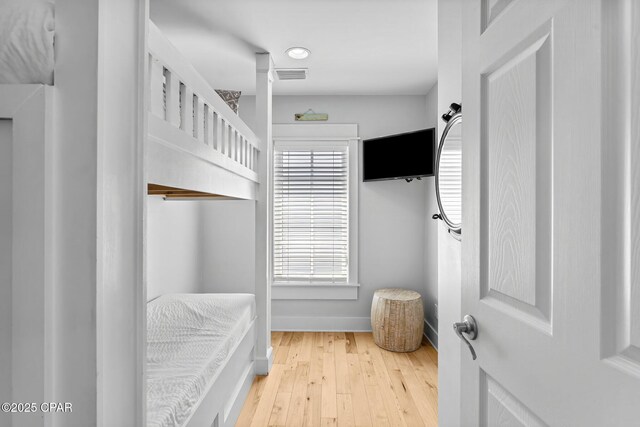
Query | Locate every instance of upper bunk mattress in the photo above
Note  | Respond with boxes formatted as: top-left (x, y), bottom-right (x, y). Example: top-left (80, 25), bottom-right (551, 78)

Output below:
top-left (147, 293), bottom-right (256, 427)
top-left (0, 0), bottom-right (55, 84)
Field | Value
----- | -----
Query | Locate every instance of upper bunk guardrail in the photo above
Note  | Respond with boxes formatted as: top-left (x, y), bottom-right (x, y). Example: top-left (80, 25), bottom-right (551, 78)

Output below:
top-left (147, 22), bottom-right (260, 181)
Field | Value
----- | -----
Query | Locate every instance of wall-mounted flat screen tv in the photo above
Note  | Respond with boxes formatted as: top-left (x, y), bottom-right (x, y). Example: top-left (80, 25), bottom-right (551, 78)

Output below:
top-left (363, 128), bottom-right (435, 182)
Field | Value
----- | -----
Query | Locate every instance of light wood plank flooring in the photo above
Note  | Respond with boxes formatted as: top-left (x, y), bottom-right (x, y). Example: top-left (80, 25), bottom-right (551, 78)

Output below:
top-left (237, 332), bottom-right (438, 426)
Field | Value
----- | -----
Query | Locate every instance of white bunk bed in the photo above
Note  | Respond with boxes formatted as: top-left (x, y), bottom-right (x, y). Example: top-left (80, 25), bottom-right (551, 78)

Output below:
top-left (1, 4), bottom-right (272, 425)
top-left (147, 22), bottom-right (261, 201)
top-left (144, 22), bottom-right (263, 427)
top-left (147, 294), bottom-right (256, 427)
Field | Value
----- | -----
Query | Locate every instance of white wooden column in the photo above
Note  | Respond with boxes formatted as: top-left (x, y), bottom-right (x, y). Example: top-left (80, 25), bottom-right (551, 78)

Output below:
top-left (51, 0), bottom-right (146, 426)
top-left (255, 52), bottom-right (274, 375)
top-left (96, 0), bottom-right (147, 425)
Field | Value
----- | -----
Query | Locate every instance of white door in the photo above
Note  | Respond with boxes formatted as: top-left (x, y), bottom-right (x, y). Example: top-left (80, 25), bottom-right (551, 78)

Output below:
top-left (460, 0), bottom-right (640, 425)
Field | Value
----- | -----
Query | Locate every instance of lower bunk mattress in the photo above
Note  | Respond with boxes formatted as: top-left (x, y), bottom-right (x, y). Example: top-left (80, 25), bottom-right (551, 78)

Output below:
top-left (147, 293), bottom-right (256, 427)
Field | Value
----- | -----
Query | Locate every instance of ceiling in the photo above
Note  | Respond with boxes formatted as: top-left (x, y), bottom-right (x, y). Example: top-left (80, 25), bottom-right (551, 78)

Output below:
top-left (150, 0), bottom-right (438, 96)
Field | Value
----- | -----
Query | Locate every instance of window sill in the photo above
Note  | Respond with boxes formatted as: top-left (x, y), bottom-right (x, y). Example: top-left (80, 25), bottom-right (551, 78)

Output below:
top-left (272, 283), bottom-right (360, 300)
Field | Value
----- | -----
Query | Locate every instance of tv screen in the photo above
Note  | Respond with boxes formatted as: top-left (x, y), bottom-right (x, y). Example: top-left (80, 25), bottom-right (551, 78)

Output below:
top-left (363, 128), bottom-right (435, 182)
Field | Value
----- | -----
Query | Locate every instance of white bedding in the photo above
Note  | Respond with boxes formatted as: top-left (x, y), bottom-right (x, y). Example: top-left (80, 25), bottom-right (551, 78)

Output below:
top-left (0, 1), bottom-right (55, 84)
top-left (147, 293), bottom-right (256, 427)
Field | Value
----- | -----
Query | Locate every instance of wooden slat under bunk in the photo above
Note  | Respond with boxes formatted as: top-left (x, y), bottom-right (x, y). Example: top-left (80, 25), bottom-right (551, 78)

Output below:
top-left (148, 184), bottom-right (238, 200)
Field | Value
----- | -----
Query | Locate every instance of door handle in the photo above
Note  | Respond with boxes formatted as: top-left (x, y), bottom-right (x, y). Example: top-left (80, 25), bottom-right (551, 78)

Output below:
top-left (453, 315), bottom-right (478, 360)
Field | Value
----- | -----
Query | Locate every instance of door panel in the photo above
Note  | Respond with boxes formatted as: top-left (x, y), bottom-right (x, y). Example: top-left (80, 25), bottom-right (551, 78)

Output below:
top-left (481, 0), bottom-right (516, 33)
top-left (481, 371), bottom-right (547, 427)
top-left (462, 0), bottom-right (640, 426)
top-left (481, 24), bottom-right (553, 332)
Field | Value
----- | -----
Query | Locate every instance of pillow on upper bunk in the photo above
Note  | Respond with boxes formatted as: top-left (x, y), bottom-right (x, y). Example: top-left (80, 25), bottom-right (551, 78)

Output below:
top-left (215, 89), bottom-right (241, 114)
top-left (0, 0), bottom-right (55, 85)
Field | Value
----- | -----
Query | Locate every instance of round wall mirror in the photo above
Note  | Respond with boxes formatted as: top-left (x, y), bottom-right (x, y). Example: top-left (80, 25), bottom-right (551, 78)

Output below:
top-left (434, 103), bottom-right (462, 238)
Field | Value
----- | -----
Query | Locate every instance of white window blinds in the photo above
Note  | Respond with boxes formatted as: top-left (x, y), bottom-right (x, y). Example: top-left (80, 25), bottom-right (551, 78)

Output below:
top-left (273, 146), bottom-right (349, 283)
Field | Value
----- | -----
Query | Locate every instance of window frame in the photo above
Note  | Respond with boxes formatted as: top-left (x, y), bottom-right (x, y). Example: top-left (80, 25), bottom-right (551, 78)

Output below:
top-left (271, 124), bottom-right (359, 300)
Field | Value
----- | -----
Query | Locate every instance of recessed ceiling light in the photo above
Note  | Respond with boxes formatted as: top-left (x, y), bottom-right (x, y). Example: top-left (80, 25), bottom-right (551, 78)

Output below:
top-left (286, 47), bottom-right (310, 60)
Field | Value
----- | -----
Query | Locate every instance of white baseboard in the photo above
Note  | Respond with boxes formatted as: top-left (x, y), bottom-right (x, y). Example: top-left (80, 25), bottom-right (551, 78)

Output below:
top-left (272, 316), bottom-right (372, 332)
top-left (424, 319), bottom-right (438, 350)
top-left (255, 346), bottom-right (273, 375)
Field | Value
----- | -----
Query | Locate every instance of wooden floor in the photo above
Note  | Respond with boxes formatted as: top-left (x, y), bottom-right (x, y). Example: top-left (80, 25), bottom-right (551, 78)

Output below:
top-left (236, 332), bottom-right (438, 426)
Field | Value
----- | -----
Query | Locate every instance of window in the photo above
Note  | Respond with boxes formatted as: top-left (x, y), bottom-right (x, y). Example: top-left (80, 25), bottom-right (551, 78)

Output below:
top-left (274, 147), bottom-right (348, 282)
top-left (272, 124), bottom-right (359, 300)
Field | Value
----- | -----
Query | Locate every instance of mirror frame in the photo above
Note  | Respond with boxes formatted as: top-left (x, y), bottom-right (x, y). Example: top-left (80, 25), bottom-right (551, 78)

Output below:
top-left (435, 111), bottom-right (462, 238)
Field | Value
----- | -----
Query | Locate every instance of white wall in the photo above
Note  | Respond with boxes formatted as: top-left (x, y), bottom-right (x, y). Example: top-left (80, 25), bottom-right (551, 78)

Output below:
top-left (424, 83), bottom-right (439, 347)
top-left (147, 197), bottom-right (203, 300)
top-left (240, 95), bottom-right (433, 328)
top-left (200, 200), bottom-right (256, 294)
top-left (437, 0), bottom-right (463, 425)
top-left (146, 198), bottom-right (256, 299)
